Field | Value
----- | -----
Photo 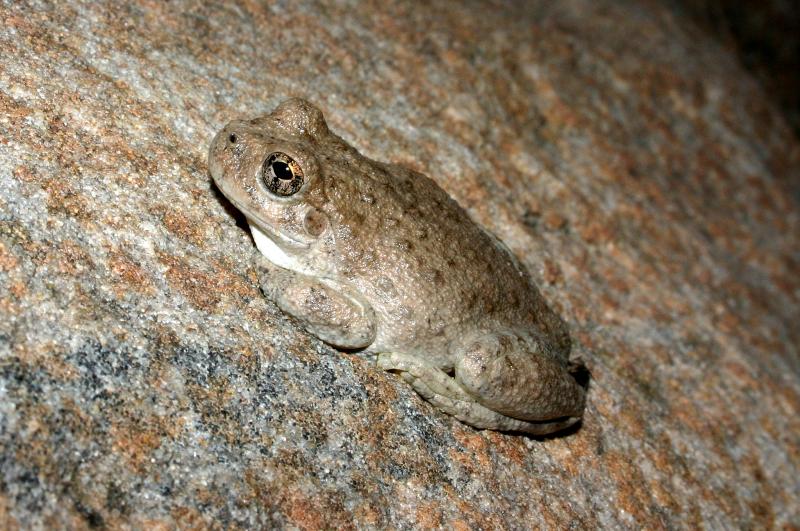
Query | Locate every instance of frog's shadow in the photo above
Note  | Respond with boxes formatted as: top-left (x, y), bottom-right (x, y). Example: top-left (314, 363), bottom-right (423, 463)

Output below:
top-left (211, 181), bottom-right (252, 239)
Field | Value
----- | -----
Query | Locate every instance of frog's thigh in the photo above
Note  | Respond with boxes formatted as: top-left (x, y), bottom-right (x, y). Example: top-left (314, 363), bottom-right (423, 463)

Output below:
top-left (377, 352), bottom-right (578, 435)
top-left (262, 267), bottom-right (376, 349)
top-left (454, 334), bottom-right (585, 421)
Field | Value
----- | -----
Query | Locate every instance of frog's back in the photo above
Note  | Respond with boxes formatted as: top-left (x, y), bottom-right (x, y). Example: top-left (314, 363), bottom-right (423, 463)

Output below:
top-left (323, 148), bottom-right (570, 358)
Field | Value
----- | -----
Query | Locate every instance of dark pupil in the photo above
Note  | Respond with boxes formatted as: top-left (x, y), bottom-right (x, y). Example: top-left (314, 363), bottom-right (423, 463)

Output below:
top-left (228, 133), bottom-right (237, 143)
top-left (272, 161), bottom-right (293, 180)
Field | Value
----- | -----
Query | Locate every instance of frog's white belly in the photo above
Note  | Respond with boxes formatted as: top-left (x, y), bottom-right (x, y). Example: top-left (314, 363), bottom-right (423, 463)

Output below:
top-left (249, 222), bottom-right (302, 272)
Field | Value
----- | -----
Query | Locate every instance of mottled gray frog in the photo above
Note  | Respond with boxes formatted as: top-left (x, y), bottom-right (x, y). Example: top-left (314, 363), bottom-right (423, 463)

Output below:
top-left (208, 98), bottom-right (586, 434)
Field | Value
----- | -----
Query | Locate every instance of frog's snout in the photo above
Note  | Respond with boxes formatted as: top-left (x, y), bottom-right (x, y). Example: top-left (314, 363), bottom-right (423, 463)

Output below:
top-left (208, 122), bottom-right (244, 182)
top-left (207, 130), bottom-right (226, 182)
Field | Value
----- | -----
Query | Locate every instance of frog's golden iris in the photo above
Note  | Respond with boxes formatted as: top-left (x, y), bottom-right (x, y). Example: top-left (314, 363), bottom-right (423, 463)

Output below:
top-left (263, 152), bottom-right (304, 197)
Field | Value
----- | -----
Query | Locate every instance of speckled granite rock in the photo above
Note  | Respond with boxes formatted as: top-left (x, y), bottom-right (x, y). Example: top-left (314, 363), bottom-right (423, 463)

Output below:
top-left (1, 0), bottom-right (798, 528)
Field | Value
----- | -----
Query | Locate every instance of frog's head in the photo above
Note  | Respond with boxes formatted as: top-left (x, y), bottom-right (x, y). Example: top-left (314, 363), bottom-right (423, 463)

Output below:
top-left (208, 98), bottom-right (336, 270)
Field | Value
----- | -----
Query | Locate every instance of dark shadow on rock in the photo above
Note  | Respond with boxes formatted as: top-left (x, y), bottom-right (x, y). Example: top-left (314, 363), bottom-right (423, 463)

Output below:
top-left (209, 180), bottom-right (251, 238)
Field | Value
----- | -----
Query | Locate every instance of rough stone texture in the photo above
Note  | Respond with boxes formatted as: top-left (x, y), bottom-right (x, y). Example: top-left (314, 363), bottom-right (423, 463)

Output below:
top-left (0, 0), bottom-right (798, 529)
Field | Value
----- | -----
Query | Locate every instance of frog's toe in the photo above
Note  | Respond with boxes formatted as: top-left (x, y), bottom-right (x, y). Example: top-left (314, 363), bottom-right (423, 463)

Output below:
top-left (377, 352), bottom-right (466, 399)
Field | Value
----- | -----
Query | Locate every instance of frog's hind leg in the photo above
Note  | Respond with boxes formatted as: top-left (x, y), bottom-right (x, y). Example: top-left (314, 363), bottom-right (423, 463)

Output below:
top-left (377, 352), bottom-right (579, 435)
top-left (454, 332), bottom-right (586, 422)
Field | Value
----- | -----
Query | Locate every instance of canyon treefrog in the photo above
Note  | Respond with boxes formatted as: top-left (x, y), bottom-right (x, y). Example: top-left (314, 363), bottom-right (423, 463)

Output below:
top-left (208, 98), bottom-right (586, 434)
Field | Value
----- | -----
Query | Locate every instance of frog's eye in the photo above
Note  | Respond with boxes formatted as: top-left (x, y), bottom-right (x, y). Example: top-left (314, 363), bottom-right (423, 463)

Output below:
top-left (262, 152), bottom-right (304, 196)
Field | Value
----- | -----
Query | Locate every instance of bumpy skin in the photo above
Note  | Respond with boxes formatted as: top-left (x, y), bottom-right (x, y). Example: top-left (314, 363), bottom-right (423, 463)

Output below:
top-left (208, 98), bottom-right (586, 434)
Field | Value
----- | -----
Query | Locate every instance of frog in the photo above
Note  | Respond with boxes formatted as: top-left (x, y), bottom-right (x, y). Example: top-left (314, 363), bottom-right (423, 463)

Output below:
top-left (207, 98), bottom-right (587, 435)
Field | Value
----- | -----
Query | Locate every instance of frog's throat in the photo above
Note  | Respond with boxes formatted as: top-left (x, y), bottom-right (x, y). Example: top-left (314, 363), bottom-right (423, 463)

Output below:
top-left (248, 220), bottom-right (313, 273)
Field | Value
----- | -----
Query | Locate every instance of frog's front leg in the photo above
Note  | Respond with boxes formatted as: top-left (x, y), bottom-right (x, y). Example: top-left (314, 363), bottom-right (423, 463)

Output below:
top-left (377, 352), bottom-right (580, 435)
top-left (260, 266), bottom-right (376, 349)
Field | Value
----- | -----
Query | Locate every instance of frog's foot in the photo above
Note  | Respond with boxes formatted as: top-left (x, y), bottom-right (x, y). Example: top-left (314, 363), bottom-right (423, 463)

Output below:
top-left (377, 352), bottom-right (580, 435)
top-left (261, 267), bottom-right (376, 349)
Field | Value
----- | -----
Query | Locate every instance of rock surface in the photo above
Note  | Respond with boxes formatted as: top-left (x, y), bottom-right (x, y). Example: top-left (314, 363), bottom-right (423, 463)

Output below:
top-left (675, 0), bottom-right (800, 136)
top-left (1, 0), bottom-right (798, 528)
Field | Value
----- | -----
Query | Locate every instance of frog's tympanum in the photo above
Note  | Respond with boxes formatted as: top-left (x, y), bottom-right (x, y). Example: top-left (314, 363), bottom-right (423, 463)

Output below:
top-left (208, 98), bottom-right (586, 434)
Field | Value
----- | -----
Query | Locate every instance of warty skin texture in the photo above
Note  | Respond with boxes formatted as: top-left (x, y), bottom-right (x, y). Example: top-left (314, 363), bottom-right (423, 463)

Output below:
top-left (208, 98), bottom-right (586, 434)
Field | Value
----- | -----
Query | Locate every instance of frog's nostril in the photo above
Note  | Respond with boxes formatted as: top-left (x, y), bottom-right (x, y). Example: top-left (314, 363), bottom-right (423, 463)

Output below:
top-left (228, 133), bottom-right (237, 144)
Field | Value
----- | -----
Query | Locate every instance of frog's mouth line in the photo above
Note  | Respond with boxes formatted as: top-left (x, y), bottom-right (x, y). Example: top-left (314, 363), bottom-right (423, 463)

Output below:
top-left (215, 184), bottom-right (310, 251)
top-left (246, 217), bottom-right (309, 251)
